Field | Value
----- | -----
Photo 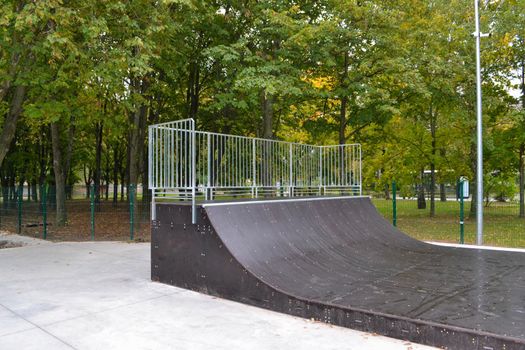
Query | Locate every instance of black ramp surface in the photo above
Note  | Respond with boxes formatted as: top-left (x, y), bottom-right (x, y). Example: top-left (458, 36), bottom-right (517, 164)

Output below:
top-left (152, 197), bottom-right (525, 349)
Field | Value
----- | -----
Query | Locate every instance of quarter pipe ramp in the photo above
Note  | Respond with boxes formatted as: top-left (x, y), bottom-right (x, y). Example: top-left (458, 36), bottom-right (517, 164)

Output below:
top-left (151, 197), bottom-right (525, 349)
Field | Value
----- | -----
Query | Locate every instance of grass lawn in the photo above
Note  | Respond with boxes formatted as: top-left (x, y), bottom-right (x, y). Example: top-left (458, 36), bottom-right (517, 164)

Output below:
top-left (372, 198), bottom-right (525, 248)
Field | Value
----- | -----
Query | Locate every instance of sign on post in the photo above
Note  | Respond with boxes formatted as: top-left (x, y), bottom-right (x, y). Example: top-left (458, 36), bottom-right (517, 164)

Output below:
top-left (459, 177), bottom-right (469, 199)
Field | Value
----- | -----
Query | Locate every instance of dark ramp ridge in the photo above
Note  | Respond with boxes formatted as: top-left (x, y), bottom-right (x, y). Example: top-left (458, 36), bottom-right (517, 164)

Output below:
top-left (151, 197), bottom-right (525, 350)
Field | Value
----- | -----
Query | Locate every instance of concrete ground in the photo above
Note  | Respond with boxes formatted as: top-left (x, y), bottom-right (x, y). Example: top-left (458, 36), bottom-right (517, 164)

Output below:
top-left (0, 233), bottom-right (434, 350)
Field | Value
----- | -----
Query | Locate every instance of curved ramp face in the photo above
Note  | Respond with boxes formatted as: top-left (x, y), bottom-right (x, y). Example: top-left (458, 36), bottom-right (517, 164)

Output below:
top-left (151, 197), bottom-right (525, 350)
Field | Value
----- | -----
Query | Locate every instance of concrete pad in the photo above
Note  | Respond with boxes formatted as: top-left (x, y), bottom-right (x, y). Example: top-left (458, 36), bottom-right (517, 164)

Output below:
top-left (45, 288), bottom-right (431, 350)
top-left (1, 328), bottom-right (73, 350)
top-left (0, 243), bottom-right (175, 325)
top-left (0, 305), bottom-right (34, 337)
top-left (0, 240), bottom-right (435, 350)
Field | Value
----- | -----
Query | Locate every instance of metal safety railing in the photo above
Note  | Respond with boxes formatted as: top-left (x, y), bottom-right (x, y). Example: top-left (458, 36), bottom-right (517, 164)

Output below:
top-left (149, 118), bottom-right (362, 223)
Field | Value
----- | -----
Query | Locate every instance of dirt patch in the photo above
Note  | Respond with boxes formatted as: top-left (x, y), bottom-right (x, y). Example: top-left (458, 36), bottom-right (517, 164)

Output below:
top-left (0, 240), bottom-right (25, 249)
top-left (0, 200), bottom-right (150, 242)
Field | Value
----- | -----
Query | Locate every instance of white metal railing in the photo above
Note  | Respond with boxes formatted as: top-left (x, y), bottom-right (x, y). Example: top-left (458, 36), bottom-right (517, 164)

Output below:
top-left (149, 118), bottom-right (362, 223)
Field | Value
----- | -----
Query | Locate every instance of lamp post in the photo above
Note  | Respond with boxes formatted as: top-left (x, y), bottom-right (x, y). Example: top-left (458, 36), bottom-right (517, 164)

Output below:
top-left (474, 0), bottom-right (489, 246)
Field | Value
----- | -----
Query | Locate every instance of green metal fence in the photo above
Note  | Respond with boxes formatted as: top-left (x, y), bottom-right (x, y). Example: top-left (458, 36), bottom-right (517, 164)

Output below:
top-left (370, 182), bottom-right (525, 248)
top-left (2, 183), bottom-right (525, 248)
top-left (0, 185), bottom-right (149, 241)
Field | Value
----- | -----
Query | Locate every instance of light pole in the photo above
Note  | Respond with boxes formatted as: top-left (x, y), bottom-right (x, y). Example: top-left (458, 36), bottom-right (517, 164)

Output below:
top-left (474, 0), bottom-right (489, 245)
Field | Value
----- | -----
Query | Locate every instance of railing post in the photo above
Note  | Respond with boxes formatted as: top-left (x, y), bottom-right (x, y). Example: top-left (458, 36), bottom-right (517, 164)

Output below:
top-left (359, 145), bottom-right (362, 196)
top-left (460, 180), bottom-right (464, 244)
top-left (151, 193), bottom-right (156, 222)
top-left (148, 126), bottom-right (153, 190)
top-left (191, 120), bottom-right (196, 224)
top-left (148, 125), bottom-right (155, 221)
top-left (90, 185), bottom-right (95, 241)
top-left (252, 138), bottom-right (257, 198)
top-left (207, 133), bottom-right (211, 201)
top-left (289, 144), bottom-right (293, 197)
top-left (130, 184), bottom-right (135, 241)
top-left (319, 147), bottom-right (323, 195)
top-left (392, 180), bottom-right (397, 227)
top-left (42, 185), bottom-right (47, 239)
top-left (17, 185), bottom-right (22, 234)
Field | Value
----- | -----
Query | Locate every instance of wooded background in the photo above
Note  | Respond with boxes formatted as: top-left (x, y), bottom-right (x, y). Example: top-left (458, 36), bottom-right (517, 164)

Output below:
top-left (1, 0), bottom-right (524, 226)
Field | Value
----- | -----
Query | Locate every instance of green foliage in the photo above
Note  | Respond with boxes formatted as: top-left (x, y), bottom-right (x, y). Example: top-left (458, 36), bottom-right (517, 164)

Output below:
top-left (0, 0), bottom-right (523, 212)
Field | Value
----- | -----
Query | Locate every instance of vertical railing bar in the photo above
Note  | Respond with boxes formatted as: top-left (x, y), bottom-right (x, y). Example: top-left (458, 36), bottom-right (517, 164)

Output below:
top-left (178, 128), bottom-right (181, 189)
top-left (170, 128), bottom-right (174, 188)
top-left (319, 146), bottom-right (323, 194)
top-left (191, 120), bottom-right (196, 223)
top-left (207, 133), bottom-right (211, 200)
top-left (341, 144), bottom-right (344, 187)
top-left (219, 135), bottom-right (222, 188)
top-left (236, 138), bottom-right (239, 189)
top-left (353, 145), bottom-right (356, 187)
top-left (162, 127), bottom-right (165, 188)
top-left (266, 141), bottom-right (269, 190)
top-left (222, 135), bottom-right (225, 187)
top-left (164, 128), bottom-right (168, 188)
top-left (148, 126), bottom-right (155, 220)
top-left (148, 126), bottom-right (153, 189)
top-left (155, 127), bottom-right (159, 190)
top-left (359, 145), bottom-right (362, 195)
top-left (252, 138), bottom-right (256, 197)
top-left (216, 134), bottom-right (219, 189)
top-left (228, 136), bottom-right (231, 188)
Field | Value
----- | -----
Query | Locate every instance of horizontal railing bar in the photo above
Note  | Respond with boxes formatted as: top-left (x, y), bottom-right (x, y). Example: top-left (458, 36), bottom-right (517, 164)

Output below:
top-left (151, 126), bottom-right (360, 149)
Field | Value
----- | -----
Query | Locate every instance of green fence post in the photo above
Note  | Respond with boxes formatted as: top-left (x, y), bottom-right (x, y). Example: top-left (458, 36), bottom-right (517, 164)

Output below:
top-left (129, 184), bottom-right (135, 241)
top-left (392, 180), bottom-right (397, 227)
top-left (17, 185), bottom-right (22, 234)
top-left (90, 185), bottom-right (95, 241)
top-left (42, 185), bottom-right (48, 239)
top-left (459, 180), bottom-right (464, 244)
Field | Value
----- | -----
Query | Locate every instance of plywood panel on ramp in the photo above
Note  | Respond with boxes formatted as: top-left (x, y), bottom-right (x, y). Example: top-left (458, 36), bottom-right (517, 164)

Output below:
top-left (151, 197), bottom-right (525, 350)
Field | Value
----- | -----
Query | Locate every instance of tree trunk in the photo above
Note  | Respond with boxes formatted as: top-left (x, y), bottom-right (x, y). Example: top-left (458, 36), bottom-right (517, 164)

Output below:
top-left (64, 116), bottom-right (75, 200)
top-left (519, 143), bottom-right (525, 218)
top-left (417, 169), bottom-right (426, 209)
top-left (339, 51), bottom-right (349, 145)
top-left (129, 75), bottom-right (149, 188)
top-left (121, 147), bottom-right (127, 202)
top-left (516, 60), bottom-right (525, 218)
top-left (429, 104), bottom-right (436, 217)
top-left (31, 182), bottom-right (37, 201)
top-left (105, 152), bottom-right (110, 201)
top-left (440, 183), bottom-right (447, 202)
top-left (38, 132), bottom-right (49, 191)
top-left (129, 105), bottom-right (147, 186)
top-left (142, 144), bottom-right (150, 204)
top-left (113, 145), bottom-right (119, 205)
top-left (339, 96), bottom-right (348, 145)
top-left (186, 62), bottom-right (200, 120)
top-left (94, 121), bottom-right (103, 207)
top-left (0, 85), bottom-right (26, 167)
top-left (50, 122), bottom-right (67, 226)
top-left (469, 140), bottom-right (477, 217)
top-left (430, 164), bottom-right (436, 216)
top-left (261, 89), bottom-right (273, 139)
